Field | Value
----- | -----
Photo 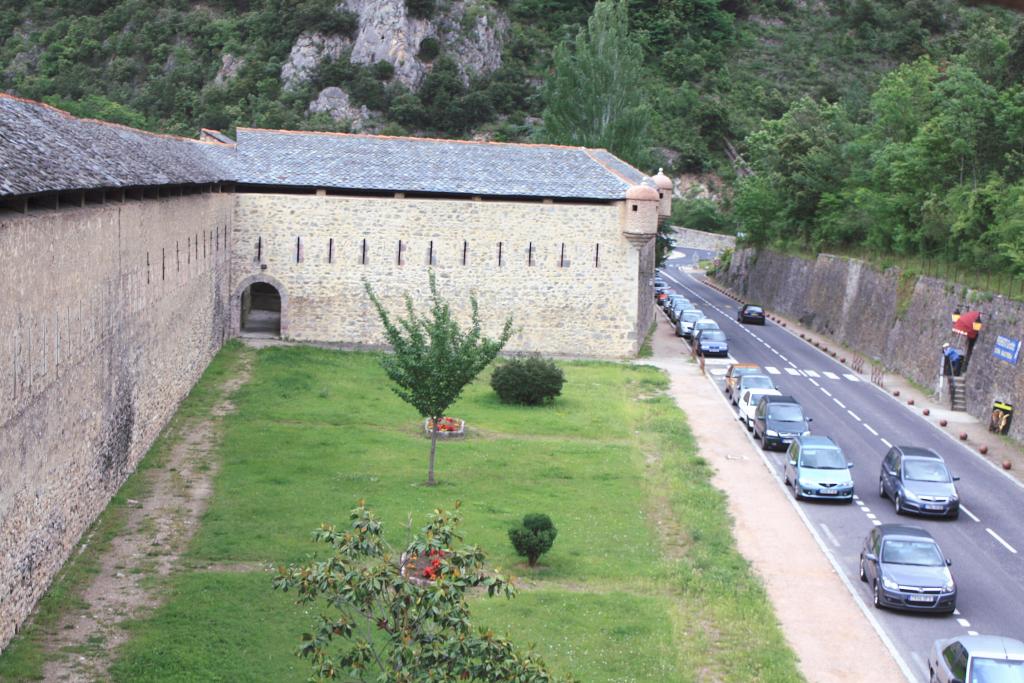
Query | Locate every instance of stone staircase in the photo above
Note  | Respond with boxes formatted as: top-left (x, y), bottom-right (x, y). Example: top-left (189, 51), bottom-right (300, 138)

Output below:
top-left (950, 375), bottom-right (967, 411)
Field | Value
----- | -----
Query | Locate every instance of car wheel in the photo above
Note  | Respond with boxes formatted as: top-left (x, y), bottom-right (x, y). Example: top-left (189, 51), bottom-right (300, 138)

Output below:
top-left (872, 581), bottom-right (882, 609)
top-left (894, 493), bottom-right (903, 515)
top-left (783, 471), bottom-right (790, 485)
top-left (793, 482), bottom-right (802, 500)
top-left (859, 556), bottom-right (867, 582)
top-left (878, 478), bottom-right (886, 499)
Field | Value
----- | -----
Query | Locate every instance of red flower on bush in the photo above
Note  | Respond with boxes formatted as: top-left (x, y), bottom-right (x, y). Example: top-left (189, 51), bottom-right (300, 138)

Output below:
top-left (420, 549), bottom-right (447, 579)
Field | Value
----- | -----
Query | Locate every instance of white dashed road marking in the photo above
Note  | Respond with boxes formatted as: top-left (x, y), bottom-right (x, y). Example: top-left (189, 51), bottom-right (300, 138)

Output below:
top-left (881, 438), bottom-right (893, 448)
top-left (864, 424), bottom-right (879, 436)
top-left (847, 410), bottom-right (861, 422)
top-left (843, 373), bottom-right (860, 382)
top-left (804, 369), bottom-right (820, 378)
top-left (808, 378), bottom-right (820, 387)
top-left (820, 388), bottom-right (832, 397)
top-left (823, 371), bottom-right (840, 380)
top-left (987, 528), bottom-right (1018, 554)
top-left (764, 366), bottom-right (781, 375)
top-left (960, 506), bottom-right (980, 523)
top-left (969, 631), bottom-right (979, 636)
top-left (784, 367), bottom-right (802, 376)
top-left (833, 398), bottom-right (847, 409)
top-left (957, 618), bottom-right (971, 628)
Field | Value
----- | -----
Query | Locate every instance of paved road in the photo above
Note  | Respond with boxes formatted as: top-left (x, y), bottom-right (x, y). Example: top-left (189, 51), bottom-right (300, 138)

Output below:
top-left (659, 257), bottom-right (1024, 682)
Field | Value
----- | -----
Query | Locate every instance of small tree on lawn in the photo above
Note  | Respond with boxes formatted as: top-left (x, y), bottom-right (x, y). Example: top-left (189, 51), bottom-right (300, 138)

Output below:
top-left (273, 501), bottom-right (567, 682)
top-left (365, 271), bottom-right (513, 485)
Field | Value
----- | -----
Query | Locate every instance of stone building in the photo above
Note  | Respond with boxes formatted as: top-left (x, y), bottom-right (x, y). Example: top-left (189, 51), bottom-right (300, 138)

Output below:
top-left (0, 93), bottom-right (668, 648)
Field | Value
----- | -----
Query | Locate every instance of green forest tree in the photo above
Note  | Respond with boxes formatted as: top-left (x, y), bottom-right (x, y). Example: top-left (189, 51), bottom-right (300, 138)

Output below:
top-left (541, 0), bottom-right (651, 165)
top-left (364, 272), bottom-right (513, 486)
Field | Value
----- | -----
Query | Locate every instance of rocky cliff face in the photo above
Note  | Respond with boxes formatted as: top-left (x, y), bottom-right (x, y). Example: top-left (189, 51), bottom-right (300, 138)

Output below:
top-left (720, 248), bottom-right (1024, 442)
top-left (280, 0), bottom-right (508, 123)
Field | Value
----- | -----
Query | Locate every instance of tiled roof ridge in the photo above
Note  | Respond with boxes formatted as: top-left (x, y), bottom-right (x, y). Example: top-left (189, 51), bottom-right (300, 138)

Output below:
top-left (584, 148), bottom-right (648, 186)
top-left (200, 128), bottom-right (237, 146)
top-left (0, 92), bottom-right (228, 147)
top-left (236, 126), bottom-right (605, 152)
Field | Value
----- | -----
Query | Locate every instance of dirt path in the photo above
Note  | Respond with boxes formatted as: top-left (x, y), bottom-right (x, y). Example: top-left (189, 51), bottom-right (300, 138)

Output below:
top-left (40, 354), bottom-right (252, 682)
top-left (641, 318), bottom-right (909, 683)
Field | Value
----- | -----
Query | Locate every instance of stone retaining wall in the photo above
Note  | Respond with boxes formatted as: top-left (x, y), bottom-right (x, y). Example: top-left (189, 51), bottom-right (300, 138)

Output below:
top-left (0, 194), bottom-right (233, 649)
top-left (671, 226), bottom-right (735, 252)
top-left (720, 248), bottom-right (1024, 442)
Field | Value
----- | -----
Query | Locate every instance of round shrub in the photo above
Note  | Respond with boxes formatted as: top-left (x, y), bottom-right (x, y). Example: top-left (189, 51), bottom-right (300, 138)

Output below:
top-left (490, 356), bottom-right (564, 405)
top-left (406, 0), bottom-right (436, 20)
top-left (508, 514), bottom-right (557, 567)
top-left (417, 37), bottom-right (441, 62)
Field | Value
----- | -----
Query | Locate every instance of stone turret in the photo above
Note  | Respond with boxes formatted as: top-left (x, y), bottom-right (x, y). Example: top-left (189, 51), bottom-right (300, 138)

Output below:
top-left (622, 183), bottom-right (660, 247)
top-left (652, 168), bottom-right (672, 220)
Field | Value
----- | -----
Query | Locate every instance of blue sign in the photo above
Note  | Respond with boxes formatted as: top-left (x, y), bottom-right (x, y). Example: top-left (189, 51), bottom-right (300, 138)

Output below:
top-left (993, 335), bottom-right (1021, 364)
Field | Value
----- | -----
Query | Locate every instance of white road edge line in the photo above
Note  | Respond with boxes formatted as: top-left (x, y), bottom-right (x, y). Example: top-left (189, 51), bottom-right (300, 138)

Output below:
top-left (987, 528), bottom-right (1018, 554)
top-left (820, 523), bottom-right (841, 548)
top-left (687, 352), bottom-right (918, 683)
top-left (960, 505), bottom-right (980, 523)
top-left (909, 652), bottom-right (929, 681)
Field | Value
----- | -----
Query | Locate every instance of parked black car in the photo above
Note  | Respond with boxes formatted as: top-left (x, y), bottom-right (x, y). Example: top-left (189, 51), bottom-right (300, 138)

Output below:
top-left (859, 524), bottom-right (957, 614)
top-left (737, 304), bottom-right (766, 325)
top-left (752, 395), bottom-right (810, 450)
top-left (879, 445), bottom-right (961, 519)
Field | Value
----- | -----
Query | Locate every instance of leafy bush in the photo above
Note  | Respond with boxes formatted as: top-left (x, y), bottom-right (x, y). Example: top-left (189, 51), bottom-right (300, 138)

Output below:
top-left (417, 36), bottom-right (440, 62)
top-left (372, 59), bottom-right (395, 81)
top-left (508, 514), bottom-right (557, 567)
top-left (406, 0), bottom-right (436, 20)
top-left (490, 356), bottom-right (564, 405)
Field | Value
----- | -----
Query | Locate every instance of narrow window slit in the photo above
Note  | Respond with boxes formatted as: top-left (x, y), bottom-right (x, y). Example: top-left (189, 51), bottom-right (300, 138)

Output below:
top-left (528, 242), bottom-right (534, 266)
top-left (498, 241), bottom-right (503, 266)
top-left (462, 240), bottom-right (468, 266)
top-left (594, 243), bottom-right (600, 267)
top-left (328, 238), bottom-right (334, 263)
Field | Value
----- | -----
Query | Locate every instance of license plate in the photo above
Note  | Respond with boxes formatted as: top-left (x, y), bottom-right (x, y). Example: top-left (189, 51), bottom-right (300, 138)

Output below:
top-left (925, 504), bottom-right (944, 511)
top-left (907, 595), bottom-right (934, 603)
top-left (818, 489), bottom-right (838, 495)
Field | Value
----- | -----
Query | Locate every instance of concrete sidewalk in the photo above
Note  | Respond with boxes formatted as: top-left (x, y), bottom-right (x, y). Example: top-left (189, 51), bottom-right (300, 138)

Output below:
top-left (641, 319), bottom-right (908, 683)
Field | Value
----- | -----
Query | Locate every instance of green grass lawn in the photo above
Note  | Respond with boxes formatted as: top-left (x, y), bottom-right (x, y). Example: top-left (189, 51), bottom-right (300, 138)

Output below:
top-left (9, 344), bottom-right (803, 681)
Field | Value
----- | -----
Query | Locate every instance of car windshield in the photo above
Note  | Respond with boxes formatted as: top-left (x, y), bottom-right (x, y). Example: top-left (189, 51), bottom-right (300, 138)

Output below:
top-left (701, 330), bottom-right (726, 342)
top-left (969, 657), bottom-right (1024, 683)
top-left (904, 459), bottom-right (951, 482)
top-left (683, 311), bottom-right (704, 322)
top-left (743, 376), bottom-right (774, 390)
top-left (697, 322), bottom-right (718, 331)
top-left (768, 405), bottom-right (804, 422)
top-left (800, 447), bottom-right (846, 469)
top-left (880, 539), bottom-right (944, 566)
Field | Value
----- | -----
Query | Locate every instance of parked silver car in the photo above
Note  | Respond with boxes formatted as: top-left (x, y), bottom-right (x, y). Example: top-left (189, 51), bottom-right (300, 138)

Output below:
top-left (784, 435), bottom-right (854, 502)
top-left (859, 524), bottom-right (956, 613)
top-left (928, 634), bottom-right (1024, 683)
top-left (879, 445), bottom-right (960, 519)
top-left (676, 309), bottom-right (705, 339)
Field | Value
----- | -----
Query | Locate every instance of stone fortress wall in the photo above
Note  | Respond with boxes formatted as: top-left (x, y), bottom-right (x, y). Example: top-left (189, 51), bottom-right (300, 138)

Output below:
top-left (0, 192), bottom-right (234, 648)
top-left (230, 193), bottom-right (654, 358)
top-left (721, 248), bottom-right (1024, 442)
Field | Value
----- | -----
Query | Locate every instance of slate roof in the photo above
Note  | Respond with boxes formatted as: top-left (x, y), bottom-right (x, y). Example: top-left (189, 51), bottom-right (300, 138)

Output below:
top-left (233, 128), bottom-right (644, 200)
top-left (0, 94), bottom-right (232, 198)
top-left (0, 94), bottom-right (652, 201)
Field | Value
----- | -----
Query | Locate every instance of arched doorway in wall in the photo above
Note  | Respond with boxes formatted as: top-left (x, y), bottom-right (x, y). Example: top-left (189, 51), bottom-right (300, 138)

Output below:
top-left (240, 281), bottom-right (282, 337)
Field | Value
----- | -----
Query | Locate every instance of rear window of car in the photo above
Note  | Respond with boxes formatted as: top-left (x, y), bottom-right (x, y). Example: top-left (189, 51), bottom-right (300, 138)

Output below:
top-left (746, 306), bottom-right (763, 314)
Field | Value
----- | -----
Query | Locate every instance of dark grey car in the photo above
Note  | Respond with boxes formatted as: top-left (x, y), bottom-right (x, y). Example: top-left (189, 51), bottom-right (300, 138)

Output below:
top-left (879, 445), bottom-right (960, 519)
top-left (752, 395), bottom-right (810, 450)
top-left (859, 524), bottom-right (957, 614)
top-left (928, 634), bottom-right (1024, 683)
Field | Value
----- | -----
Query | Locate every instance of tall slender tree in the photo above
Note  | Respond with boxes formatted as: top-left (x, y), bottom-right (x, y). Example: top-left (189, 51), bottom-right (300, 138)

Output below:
top-left (365, 272), bottom-right (513, 485)
top-left (541, 0), bottom-right (651, 166)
